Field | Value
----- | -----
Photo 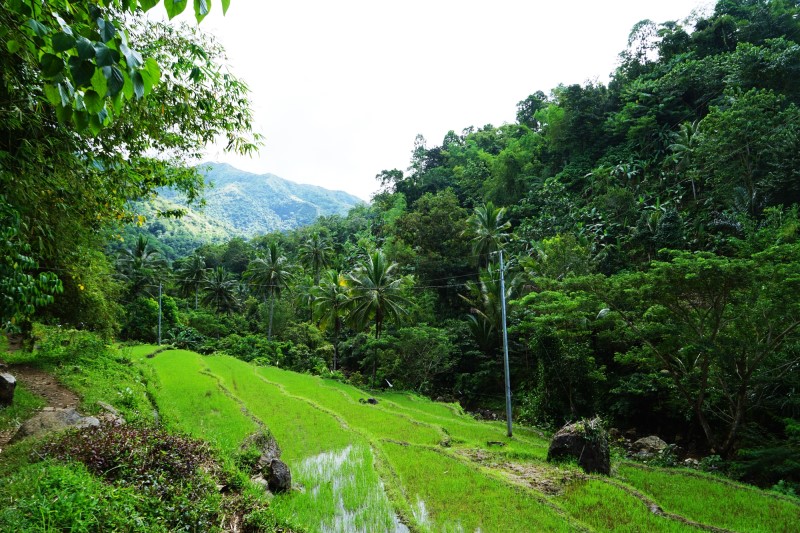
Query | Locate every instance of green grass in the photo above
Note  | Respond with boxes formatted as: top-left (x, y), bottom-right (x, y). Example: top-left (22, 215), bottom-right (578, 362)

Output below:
top-left (617, 464), bottom-right (800, 532)
top-left (272, 444), bottom-right (402, 532)
top-left (146, 350), bottom-right (258, 451)
top-left (81, 345), bottom-right (789, 532)
top-left (382, 442), bottom-right (572, 532)
top-left (558, 478), bottom-right (697, 532)
top-left (0, 383), bottom-right (46, 432)
top-left (0, 460), bottom-right (157, 532)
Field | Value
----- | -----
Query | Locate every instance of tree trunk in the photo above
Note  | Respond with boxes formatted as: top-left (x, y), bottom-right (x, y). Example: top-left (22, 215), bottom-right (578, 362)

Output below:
top-left (333, 319), bottom-right (340, 371)
top-left (268, 295), bottom-right (274, 341)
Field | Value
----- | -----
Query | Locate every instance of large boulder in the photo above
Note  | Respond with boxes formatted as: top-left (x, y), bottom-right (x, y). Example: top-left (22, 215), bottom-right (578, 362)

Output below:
top-left (10, 407), bottom-right (99, 442)
top-left (267, 458), bottom-right (292, 493)
top-left (547, 417), bottom-right (611, 475)
top-left (632, 435), bottom-right (668, 455)
top-left (241, 430), bottom-right (291, 493)
top-left (0, 373), bottom-right (16, 406)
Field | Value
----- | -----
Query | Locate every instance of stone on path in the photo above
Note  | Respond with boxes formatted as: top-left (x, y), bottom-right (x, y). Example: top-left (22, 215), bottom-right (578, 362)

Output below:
top-left (10, 407), bottom-right (99, 443)
top-left (0, 373), bottom-right (16, 406)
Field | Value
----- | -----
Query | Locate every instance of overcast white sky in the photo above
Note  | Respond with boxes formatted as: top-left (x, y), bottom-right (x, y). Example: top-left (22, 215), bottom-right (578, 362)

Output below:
top-left (173, 0), bottom-right (711, 200)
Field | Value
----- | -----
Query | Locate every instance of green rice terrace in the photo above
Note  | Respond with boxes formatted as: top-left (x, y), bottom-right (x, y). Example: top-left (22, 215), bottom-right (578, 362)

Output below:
top-left (3, 336), bottom-right (797, 532)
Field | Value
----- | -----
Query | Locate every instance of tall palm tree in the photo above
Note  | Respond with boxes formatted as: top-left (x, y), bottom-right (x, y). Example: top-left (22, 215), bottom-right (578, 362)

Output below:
top-left (347, 250), bottom-right (410, 386)
top-left (312, 269), bottom-right (349, 371)
top-left (465, 201), bottom-right (511, 267)
top-left (244, 242), bottom-right (291, 340)
top-left (299, 232), bottom-right (333, 285)
top-left (668, 120), bottom-right (702, 201)
top-left (116, 235), bottom-right (166, 299)
top-left (176, 253), bottom-right (206, 309)
top-left (201, 266), bottom-right (239, 314)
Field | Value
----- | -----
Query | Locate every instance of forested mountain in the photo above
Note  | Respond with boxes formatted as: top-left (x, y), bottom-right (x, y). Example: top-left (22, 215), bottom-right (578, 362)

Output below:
top-left (119, 164), bottom-right (364, 260)
top-left (159, 163), bottom-right (363, 238)
top-left (3, 0), bottom-right (800, 500)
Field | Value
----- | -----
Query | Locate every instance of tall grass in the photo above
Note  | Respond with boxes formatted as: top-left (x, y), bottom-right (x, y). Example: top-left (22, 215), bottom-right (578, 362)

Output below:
top-left (147, 350), bottom-right (258, 451)
top-left (382, 442), bottom-right (573, 532)
top-left (617, 464), bottom-right (800, 532)
top-left (559, 478), bottom-right (696, 532)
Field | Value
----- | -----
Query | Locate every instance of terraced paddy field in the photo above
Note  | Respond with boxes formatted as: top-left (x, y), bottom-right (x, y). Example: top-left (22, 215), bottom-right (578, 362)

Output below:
top-left (133, 346), bottom-right (800, 532)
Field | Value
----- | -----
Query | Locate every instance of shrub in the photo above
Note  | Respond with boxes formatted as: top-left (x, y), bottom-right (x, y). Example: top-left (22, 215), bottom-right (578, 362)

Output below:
top-left (41, 424), bottom-right (224, 530)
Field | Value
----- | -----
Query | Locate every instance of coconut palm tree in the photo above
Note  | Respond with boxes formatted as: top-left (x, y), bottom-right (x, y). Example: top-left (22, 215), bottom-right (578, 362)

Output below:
top-left (668, 120), bottom-right (702, 201)
top-left (299, 232), bottom-right (333, 285)
top-left (465, 201), bottom-right (511, 268)
top-left (116, 235), bottom-right (166, 299)
top-left (312, 269), bottom-right (349, 371)
top-left (201, 266), bottom-right (239, 314)
top-left (244, 242), bottom-right (291, 340)
top-left (347, 250), bottom-right (410, 386)
top-left (176, 253), bottom-right (206, 309)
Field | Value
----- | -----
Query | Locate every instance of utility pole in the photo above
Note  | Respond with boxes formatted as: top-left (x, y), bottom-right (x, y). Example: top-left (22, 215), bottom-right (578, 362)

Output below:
top-left (499, 249), bottom-right (513, 437)
top-left (157, 281), bottom-right (162, 346)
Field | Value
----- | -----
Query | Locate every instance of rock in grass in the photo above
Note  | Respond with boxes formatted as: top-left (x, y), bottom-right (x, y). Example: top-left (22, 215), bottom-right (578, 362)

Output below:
top-left (10, 408), bottom-right (99, 442)
top-left (240, 430), bottom-right (292, 493)
top-left (267, 458), bottom-right (292, 493)
top-left (0, 372), bottom-right (16, 406)
top-left (547, 417), bottom-right (610, 475)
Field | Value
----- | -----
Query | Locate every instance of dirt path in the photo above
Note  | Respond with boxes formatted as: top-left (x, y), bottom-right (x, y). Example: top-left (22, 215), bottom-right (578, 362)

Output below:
top-left (0, 363), bottom-right (80, 446)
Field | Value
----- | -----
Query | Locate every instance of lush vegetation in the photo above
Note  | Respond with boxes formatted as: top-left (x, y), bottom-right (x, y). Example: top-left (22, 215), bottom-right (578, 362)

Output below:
top-left (3, 0), bottom-right (800, 528)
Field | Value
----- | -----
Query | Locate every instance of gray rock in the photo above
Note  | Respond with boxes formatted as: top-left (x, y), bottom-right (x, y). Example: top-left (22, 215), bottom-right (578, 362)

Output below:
top-left (96, 401), bottom-right (120, 416)
top-left (547, 417), bottom-right (611, 475)
top-left (250, 474), bottom-right (269, 491)
top-left (632, 435), bottom-right (668, 454)
top-left (267, 458), bottom-right (292, 493)
top-left (0, 373), bottom-right (16, 406)
top-left (10, 408), bottom-right (99, 442)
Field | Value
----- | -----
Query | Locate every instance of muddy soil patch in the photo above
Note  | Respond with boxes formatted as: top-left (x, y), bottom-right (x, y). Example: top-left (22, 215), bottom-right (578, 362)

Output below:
top-left (457, 448), bottom-right (586, 495)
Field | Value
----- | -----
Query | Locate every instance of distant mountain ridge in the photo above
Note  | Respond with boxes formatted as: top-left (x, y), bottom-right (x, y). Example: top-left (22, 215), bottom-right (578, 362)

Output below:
top-left (159, 162), bottom-right (364, 238)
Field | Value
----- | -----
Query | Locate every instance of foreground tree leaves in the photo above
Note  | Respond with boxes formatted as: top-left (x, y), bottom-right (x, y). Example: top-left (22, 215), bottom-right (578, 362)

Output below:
top-left (3, 0), bottom-right (231, 132)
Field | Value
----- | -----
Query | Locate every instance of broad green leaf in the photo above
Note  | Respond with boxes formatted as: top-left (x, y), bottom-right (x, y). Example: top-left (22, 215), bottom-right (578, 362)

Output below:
top-left (122, 69), bottom-right (134, 99)
top-left (139, 0), bottom-right (159, 11)
top-left (55, 101), bottom-right (72, 122)
top-left (97, 19), bottom-right (117, 43)
top-left (94, 44), bottom-right (118, 67)
top-left (40, 53), bottom-right (64, 78)
top-left (143, 57), bottom-right (161, 85)
top-left (120, 43), bottom-right (143, 68)
top-left (91, 66), bottom-right (108, 97)
top-left (76, 37), bottom-right (95, 60)
top-left (26, 19), bottom-right (49, 37)
top-left (111, 91), bottom-right (124, 113)
top-left (43, 84), bottom-right (61, 106)
top-left (88, 113), bottom-right (103, 135)
top-left (51, 32), bottom-right (76, 52)
top-left (69, 57), bottom-right (95, 87)
top-left (132, 71), bottom-right (145, 99)
top-left (221, 0), bottom-right (230, 15)
top-left (57, 80), bottom-right (74, 107)
top-left (6, 40), bottom-right (21, 54)
top-left (105, 66), bottom-right (125, 96)
top-left (83, 90), bottom-right (103, 113)
top-left (165, 0), bottom-right (189, 19)
top-left (194, 0), bottom-right (211, 22)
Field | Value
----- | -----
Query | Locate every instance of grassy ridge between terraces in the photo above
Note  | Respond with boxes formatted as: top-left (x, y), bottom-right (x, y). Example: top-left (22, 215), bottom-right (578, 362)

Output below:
top-left (134, 348), bottom-right (800, 532)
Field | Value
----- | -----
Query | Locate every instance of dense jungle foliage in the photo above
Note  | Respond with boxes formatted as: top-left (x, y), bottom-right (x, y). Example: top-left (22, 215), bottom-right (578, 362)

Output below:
top-left (2, 0), bottom-right (799, 495)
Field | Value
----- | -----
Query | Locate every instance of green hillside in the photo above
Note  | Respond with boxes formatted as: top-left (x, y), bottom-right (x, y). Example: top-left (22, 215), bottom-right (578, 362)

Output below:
top-left (159, 163), bottom-right (364, 238)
